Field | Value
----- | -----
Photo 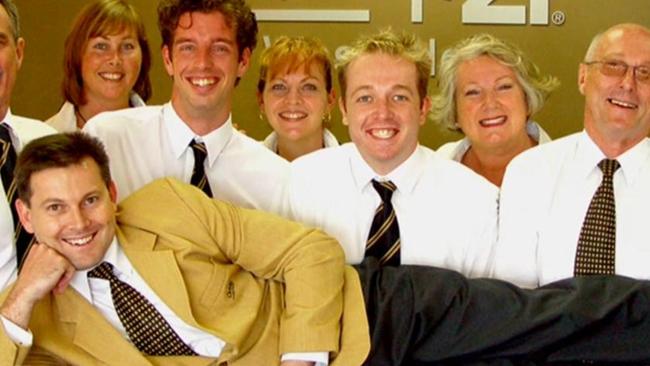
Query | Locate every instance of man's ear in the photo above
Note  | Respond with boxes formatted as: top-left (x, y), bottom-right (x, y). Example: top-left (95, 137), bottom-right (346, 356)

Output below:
top-left (108, 180), bottom-right (118, 205)
top-left (15, 37), bottom-right (24, 70)
top-left (15, 199), bottom-right (34, 234)
top-left (162, 45), bottom-right (174, 77)
top-left (419, 96), bottom-right (432, 126)
top-left (578, 63), bottom-right (588, 96)
top-left (237, 47), bottom-right (252, 78)
top-left (339, 97), bottom-right (348, 126)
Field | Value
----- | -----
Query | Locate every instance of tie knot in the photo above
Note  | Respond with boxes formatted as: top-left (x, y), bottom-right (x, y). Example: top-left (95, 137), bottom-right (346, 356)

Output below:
top-left (598, 159), bottom-right (620, 178)
top-left (88, 262), bottom-right (115, 281)
top-left (371, 179), bottom-right (397, 203)
top-left (189, 140), bottom-right (208, 160)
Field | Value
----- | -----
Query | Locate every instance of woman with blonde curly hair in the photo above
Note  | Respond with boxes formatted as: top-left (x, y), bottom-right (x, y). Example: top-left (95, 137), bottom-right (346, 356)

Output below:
top-left (432, 34), bottom-right (558, 187)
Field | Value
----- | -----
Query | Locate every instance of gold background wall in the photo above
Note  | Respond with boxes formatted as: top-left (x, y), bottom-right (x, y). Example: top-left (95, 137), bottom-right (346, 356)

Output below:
top-left (14, 0), bottom-right (650, 148)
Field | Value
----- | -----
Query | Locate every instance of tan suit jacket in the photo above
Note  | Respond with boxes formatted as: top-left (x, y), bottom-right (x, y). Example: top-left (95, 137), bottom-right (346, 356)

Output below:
top-left (0, 178), bottom-right (370, 365)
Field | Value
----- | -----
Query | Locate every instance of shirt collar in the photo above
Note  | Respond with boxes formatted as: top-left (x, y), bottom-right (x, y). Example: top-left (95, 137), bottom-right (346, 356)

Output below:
top-left (575, 130), bottom-right (650, 185)
top-left (162, 102), bottom-right (233, 167)
top-left (1, 109), bottom-right (18, 146)
top-left (348, 143), bottom-right (424, 194)
top-left (70, 237), bottom-right (134, 301)
top-left (1, 108), bottom-right (14, 131)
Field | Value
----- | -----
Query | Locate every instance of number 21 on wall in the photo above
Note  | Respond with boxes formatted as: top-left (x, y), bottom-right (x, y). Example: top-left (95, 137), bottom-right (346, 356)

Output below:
top-left (462, 0), bottom-right (550, 25)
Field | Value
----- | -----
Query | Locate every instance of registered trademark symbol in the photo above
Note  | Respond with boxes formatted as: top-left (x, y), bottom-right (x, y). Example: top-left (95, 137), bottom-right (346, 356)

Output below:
top-left (552, 10), bottom-right (566, 25)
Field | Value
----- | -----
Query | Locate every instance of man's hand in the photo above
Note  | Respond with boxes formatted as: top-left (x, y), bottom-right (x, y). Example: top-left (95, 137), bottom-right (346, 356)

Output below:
top-left (0, 243), bottom-right (75, 329)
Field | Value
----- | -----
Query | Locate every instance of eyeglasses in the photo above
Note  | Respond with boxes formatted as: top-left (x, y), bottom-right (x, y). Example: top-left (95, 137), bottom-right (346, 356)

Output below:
top-left (583, 60), bottom-right (650, 83)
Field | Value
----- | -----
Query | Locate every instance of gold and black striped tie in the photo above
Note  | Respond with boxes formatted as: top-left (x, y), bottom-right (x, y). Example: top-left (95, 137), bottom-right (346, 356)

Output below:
top-left (88, 262), bottom-right (198, 356)
top-left (574, 159), bottom-right (620, 276)
top-left (365, 179), bottom-right (400, 266)
top-left (189, 140), bottom-right (213, 198)
top-left (0, 124), bottom-right (34, 268)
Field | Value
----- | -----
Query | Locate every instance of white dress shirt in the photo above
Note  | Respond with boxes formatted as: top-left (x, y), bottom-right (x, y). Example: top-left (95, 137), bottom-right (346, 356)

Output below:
top-left (436, 120), bottom-right (551, 163)
top-left (83, 103), bottom-right (290, 215)
top-left (0, 238), bottom-right (327, 365)
top-left (0, 111), bottom-right (55, 290)
top-left (289, 143), bottom-right (498, 278)
top-left (496, 131), bottom-right (650, 287)
top-left (46, 93), bottom-right (146, 132)
top-left (263, 128), bottom-right (339, 154)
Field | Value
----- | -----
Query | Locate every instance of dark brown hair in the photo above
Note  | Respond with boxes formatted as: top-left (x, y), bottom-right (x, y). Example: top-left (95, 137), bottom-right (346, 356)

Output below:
top-left (157, 0), bottom-right (257, 58)
top-left (16, 132), bottom-right (111, 205)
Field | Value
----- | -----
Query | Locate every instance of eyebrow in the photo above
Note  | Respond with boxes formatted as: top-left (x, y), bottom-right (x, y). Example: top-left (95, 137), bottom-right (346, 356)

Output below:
top-left (174, 36), bottom-right (235, 45)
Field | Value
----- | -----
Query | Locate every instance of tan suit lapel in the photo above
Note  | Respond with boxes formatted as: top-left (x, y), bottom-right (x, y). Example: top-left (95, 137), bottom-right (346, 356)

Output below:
top-left (117, 228), bottom-right (204, 331)
top-left (55, 289), bottom-right (149, 365)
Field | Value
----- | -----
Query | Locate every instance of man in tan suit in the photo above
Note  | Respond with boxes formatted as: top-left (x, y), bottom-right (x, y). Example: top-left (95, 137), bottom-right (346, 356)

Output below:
top-left (6, 132), bottom-right (650, 365)
top-left (0, 132), bottom-right (367, 365)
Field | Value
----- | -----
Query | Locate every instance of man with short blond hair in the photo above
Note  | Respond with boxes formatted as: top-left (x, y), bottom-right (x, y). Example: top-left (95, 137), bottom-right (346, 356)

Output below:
top-left (290, 29), bottom-right (498, 277)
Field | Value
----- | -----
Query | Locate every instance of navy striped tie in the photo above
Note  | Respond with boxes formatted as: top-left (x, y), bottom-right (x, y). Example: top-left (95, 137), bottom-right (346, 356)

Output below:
top-left (189, 140), bottom-right (213, 198)
top-left (0, 124), bottom-right (34, 268)
top-left (365, 180), bottom-right (401, 266)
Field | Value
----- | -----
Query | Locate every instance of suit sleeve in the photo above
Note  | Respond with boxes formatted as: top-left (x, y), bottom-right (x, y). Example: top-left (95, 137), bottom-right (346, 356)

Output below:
top-left (121, 178), bottom-right (347, 358)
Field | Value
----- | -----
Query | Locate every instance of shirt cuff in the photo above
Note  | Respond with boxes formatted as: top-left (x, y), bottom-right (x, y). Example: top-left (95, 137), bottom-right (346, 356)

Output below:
top-left (281, 351), bottom-right (329, 365)
top-left (0, 315), bottom-right (33, 346)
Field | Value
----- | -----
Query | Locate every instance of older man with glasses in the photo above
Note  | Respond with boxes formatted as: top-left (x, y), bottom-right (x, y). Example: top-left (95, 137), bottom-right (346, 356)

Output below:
top-left (495, 23), bottom-right (650, 288)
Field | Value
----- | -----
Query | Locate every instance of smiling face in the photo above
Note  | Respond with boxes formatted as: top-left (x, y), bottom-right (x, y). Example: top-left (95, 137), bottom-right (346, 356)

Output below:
top-left (259, 62), bottom-right (334, 143)
top-left (16, 158), bottom-right (117, 271)
top-left (455, 55), bottom-right (530, 153)
top-left (81, 27), bottom-right (142, 107)
top-left (163, 10), bottom-right (250, 128)
top-left (341, 53), bottom-right (430, 175)
top-left (0, 4), bottom-right (23, 119)
top-left (579, 25), bottom-right (650, 154)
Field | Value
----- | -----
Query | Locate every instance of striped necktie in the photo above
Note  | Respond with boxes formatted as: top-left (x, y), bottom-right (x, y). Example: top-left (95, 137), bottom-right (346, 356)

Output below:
top-left (0, 124), bottom-right (34, 268)
top-left (88, 262), bottom-right (198, 356)
top-left (574, 159), bottom-right (620, 276)
top-left (189, 140), bottom-right (213, 198)
top-left (365, 180), bottom-right (401, 266)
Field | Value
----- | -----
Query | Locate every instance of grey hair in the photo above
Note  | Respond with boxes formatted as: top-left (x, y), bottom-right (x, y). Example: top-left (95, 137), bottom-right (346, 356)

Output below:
top-left (430, 33), bottom-right (559, 131)
top-left (0, 0), bottom-right (20, 40)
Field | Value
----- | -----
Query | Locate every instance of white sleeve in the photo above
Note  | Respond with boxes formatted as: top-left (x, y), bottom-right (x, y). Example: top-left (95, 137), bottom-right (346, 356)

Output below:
top-left (0, 315), bottom-right (33, 346)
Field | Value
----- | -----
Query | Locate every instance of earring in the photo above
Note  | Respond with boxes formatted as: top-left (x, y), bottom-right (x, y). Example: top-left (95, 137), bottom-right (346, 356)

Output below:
top-left (322, 112), bottom-right (332, 124)
top-left (259, 112), bottom-right (265, 121)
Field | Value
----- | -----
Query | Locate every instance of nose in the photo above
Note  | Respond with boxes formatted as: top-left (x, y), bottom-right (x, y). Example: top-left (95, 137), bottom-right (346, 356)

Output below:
top-left (107, 48), bottom-right (122, 67)
top-left (196, 46), bottom-right (214, 70)
top-left (483, 90), bottom-right (499, 108)
top-left (67, 207), bottom-right (90, 230)
top-left (620, 66), bottom-right (637, 91)
top-left (286, 87), bottom-right (302, 105)
top-left (375, 97), bottom-right (395, 119)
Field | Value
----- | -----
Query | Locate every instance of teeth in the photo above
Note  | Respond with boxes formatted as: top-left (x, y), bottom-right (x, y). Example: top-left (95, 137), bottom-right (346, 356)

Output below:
top-left (279, 111), bottom-right (307, 120)
top-left (609, 98), bottom-right (637, 109)
top-left (370, 129), bottom-right (396, 139)
top-left (64, 235), bottom-right (93, 246)
top-left (191, 78), bottom-right (216, 87)
top-left (99, 72), bottom-right (122, 81)
top-left (479, 116), bottom-right (506, 126)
